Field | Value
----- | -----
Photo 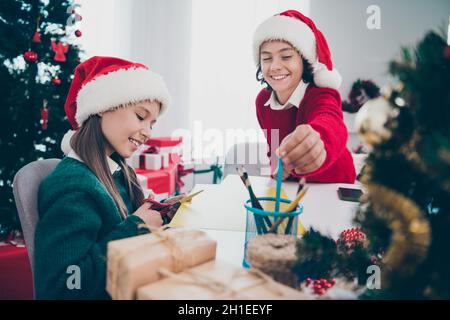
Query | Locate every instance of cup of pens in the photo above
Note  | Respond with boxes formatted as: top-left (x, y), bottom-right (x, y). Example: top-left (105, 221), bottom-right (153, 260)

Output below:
top-left (243, 197), bottom-right (303, 236)
top-left (237, 160), bottom-right (307, 268)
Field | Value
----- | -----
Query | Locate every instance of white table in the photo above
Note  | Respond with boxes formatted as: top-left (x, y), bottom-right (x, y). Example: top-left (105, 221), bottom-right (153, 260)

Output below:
top-left (170, 174), bottom-right (361, 267)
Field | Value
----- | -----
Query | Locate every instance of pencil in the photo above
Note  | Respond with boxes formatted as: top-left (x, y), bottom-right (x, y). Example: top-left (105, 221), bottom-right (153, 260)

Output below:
top-left (236, 166), bottom-right (270, 234)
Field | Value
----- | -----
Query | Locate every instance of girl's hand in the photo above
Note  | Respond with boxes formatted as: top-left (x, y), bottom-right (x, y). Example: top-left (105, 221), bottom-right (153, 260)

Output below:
top-left (133, 202), bottom-right (163, 228)
top-left (276, 124), bottom-right (327, 175)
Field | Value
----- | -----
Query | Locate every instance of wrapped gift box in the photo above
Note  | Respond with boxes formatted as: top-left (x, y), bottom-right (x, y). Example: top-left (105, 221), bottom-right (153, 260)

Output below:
top-left (161, 153), bottom-right (169, 169)
top-left (137, 260), bottom-right (310, 300)
top-left (177, 161), bottom-right (194, 194)
top-left (129, 153), bottom-right (162, 170)
top-left (145, 137), bottom-right (182, 155)
top-left (136, 162), bottom-right (177, 195)
top-left (107, 228), bottom-right (217, 300)
top-left (0, 243), bottom-right (33, 300)
top-left (193, 157), bottom-right (223, 185)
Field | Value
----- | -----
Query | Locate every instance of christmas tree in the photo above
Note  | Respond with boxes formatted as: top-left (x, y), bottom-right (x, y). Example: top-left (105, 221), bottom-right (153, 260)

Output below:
top-left (293, 30), bottom-right (450, 299)
top-left (0, 0), bottom-right (83, 237)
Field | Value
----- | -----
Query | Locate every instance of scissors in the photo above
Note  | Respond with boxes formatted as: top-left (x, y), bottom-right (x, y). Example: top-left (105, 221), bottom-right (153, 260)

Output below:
top-left (144, 190), bottom-right (204, 224)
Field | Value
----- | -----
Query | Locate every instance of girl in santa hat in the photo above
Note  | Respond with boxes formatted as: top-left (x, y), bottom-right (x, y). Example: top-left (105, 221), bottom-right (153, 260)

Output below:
top-left (253, 10), bottom-right (356, 183)
top-left (34, 56), bottom-right (181, 299)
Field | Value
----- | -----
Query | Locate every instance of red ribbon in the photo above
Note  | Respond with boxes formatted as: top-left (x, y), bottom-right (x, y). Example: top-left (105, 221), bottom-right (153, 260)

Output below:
top-left (144, 146), bottom-right (159, 154)
top-left (176, 164), bottom-right (194, 189)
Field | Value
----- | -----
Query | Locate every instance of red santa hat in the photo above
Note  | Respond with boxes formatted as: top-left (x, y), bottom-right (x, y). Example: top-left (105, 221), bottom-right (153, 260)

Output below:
top-left (61, 56), bottom-right (171, 154)
top-left (253, 10), bottom-right (342, 90)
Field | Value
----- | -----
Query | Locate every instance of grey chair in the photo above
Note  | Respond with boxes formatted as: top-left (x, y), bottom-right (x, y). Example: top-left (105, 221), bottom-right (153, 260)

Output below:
top-left (223, 142), bottom-right (272, 178)
top-left (12, 158), bottom-right (60, 296)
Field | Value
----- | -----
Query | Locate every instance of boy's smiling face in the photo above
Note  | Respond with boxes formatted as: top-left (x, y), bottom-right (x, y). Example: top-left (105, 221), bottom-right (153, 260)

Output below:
top-left (260, 40), bottom-right (303, 104)
top-left (100, 100), bottom-right (160, 158)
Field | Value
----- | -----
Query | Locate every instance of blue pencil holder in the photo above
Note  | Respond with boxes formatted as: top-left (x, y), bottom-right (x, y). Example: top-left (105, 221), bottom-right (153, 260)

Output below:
top-left (242, 197), bottom-right (303, 268)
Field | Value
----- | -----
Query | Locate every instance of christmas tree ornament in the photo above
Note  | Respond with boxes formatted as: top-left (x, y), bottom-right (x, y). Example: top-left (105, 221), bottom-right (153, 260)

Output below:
top-left (75, 29), bottom-right (82, 37)
top-left (23, 50), bottom-right (38, 62)
top-left (40, 100), bottom-right (49, 130)
top-left (32, 16), bottom-right (42, 43)
top-left (52, 77), bottom-right (61, 85)
top-left (342, 79), bottom-right (381, 113)
top-left (355, 97), bottom-right (398, 147)
top-left (51, 40), bottom-right (69, 62)
top-left (32, 31), bottom-right (41, 43)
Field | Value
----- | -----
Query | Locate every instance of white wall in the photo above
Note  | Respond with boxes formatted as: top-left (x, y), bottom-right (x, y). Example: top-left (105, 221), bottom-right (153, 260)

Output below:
top-left (188, 0), bottom-right (310, 158)
top-left (76, 0), bottom-right (192, 137)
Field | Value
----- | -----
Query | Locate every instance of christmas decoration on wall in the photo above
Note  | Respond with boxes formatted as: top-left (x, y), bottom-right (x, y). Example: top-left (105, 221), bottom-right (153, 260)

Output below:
top-left (0, 1), bottom-right (84, 234)
top-left (342, 79), bottom-right (381, 113)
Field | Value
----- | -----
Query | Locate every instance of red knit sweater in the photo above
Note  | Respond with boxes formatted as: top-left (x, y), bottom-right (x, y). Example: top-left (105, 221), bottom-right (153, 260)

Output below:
top-left (256, 85), bottom-right (356, 183)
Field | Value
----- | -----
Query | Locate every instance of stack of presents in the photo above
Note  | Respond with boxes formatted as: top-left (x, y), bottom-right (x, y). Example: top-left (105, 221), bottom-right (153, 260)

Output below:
top-left (107, 227), bottom-right (309, 299)
top-left (126, 136), bottom-right (223, 200)
top-left (116, 138), bottom-right (308, 299)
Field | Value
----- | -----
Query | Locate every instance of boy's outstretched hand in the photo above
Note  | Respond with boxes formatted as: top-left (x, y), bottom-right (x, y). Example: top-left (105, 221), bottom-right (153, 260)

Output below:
top-left (276, 124), bottom-right (327, 177)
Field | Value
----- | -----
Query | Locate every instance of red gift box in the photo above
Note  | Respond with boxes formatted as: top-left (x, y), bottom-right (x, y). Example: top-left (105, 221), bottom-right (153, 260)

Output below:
top-left (0, 243), bottom-right (33, 300)
top-left (145, 137), bottom-right (182, 147)
top-left (135, 163), bottom-right (178, 195)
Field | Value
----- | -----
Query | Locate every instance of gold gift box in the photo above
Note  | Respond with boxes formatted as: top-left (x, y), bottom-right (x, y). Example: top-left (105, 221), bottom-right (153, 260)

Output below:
top-left (107, 228), bottom-right (217, 300)
top-left (137, 260), bottom-right (311, 300)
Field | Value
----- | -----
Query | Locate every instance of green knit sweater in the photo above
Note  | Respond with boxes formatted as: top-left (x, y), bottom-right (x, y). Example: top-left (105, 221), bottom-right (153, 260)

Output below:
top-left (35, 157), bottom-right (149, 299)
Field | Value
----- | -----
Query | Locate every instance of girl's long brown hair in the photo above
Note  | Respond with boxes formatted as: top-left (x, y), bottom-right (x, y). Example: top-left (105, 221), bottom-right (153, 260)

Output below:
top-left (71, 114), bottom-right (144, 219)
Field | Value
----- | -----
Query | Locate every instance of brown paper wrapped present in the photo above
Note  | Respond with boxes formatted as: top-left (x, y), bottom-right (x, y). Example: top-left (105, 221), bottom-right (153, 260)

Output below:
top-left (107, 227), bottom-right (217, 300)
top-left (137, 260), bottom-right (311, 300)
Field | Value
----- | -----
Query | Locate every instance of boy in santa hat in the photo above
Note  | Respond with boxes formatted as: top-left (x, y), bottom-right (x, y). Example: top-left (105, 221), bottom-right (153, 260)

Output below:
top-left (253, 10), bottom-right (355, 183)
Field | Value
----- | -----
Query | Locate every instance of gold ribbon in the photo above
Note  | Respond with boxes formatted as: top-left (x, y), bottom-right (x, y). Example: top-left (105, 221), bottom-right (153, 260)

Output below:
top-left (109, 225), bottom-right (189, 299)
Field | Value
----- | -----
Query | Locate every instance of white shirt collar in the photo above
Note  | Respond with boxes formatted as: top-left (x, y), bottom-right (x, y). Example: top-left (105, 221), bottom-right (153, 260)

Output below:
top-left (264, 80), bottom-right (309, 110)
top-left (67, 150), bottom-right (120, 175)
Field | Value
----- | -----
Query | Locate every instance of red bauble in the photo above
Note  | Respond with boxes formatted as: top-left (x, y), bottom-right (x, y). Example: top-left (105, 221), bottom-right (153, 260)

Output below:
top-left (444, 46), bottom-right (450, 60)
top-left (23, 50), bottom-right (38, 62)
top-left (75, 30), bottom-right (82, 37)
top-left (52, 77), bottom-right (61, 85)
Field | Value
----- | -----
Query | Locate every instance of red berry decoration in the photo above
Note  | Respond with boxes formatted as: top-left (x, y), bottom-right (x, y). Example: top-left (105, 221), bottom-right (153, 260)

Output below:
top-left (336, 227), bottom-right (367, 253)
top-left (75, 29), bottom-right (82, 37)
top-left (23, 50), bottom-right (38, 62)
top-left (304, 277), bottom-right (336, 296)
